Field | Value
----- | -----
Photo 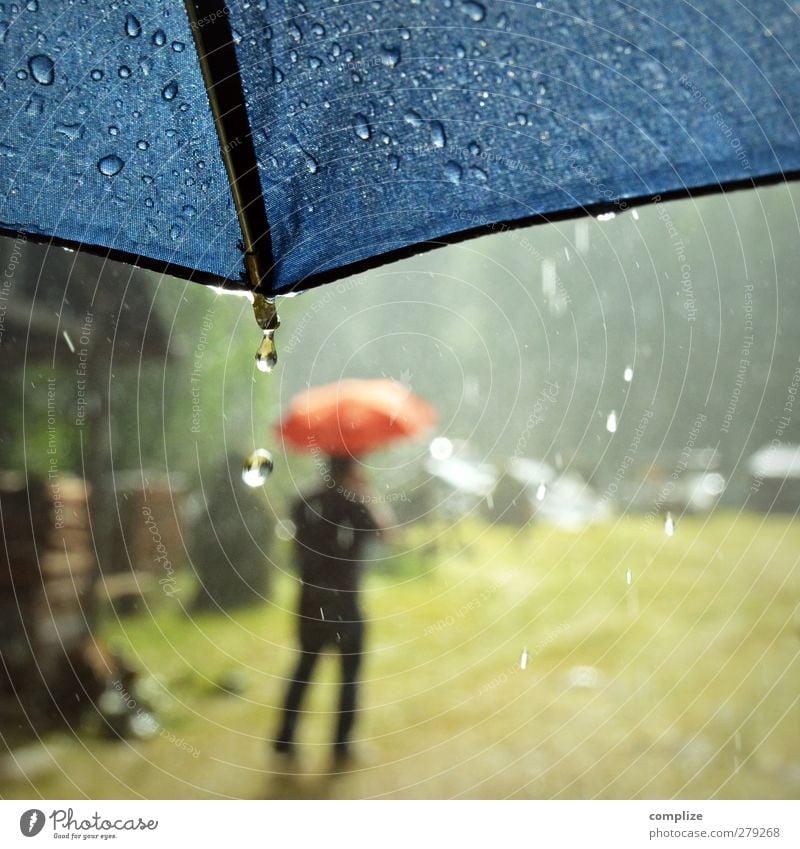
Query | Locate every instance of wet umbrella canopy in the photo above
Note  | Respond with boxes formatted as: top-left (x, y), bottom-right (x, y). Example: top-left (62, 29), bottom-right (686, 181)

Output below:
top-left (1, 1), bottom-right (799, 295)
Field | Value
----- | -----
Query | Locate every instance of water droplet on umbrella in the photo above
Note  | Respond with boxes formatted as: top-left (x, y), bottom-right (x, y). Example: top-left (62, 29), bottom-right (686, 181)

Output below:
top-left (256, 330), bottom-right (277, 372)
top-left (403, 109), bottom-right (423, 128)
top-left (182, 204), bottom-right (197, 218)
top-left (152, 29), bottom-right (166, 47)
top-left (56, 122), bottom-right (84, 141)
top-left (124, 13), bottom-right (141, 38)
top-left (515, 112), bottom-right (528, 126)
top-left (468, 141), bottom-right (481, 156)
top-left (430, 121), bottom-right (446, 148)
top-left (623, 366), bottom-right (633, 382)
top-left (536, 482), bottom-right (547, 501)
top-left (90, 68), bottom-right (103, 81)
top-left (172, 41), bottom-right (185, 52)
top-left (469, 165), bottom-right (488, 182)
top-left (399, 27), bottom-right (411, 40)
top-left (25, 95), bottom-right (43, 115)
top-left (242, 449), bottom-right (274, 487)
top-left (664, 512), bottom-right (675, 536)
top-left (169, 224), bottom-right (181, 240)
top-left (388, 154), bottom-right (400, 170)
top-left (288, 22), bottom-right (303, 42)
top-left (380, 45), bottom-right (401, 67)
top-left (308, 55), bottom-right (323, 69)
top-left (118, 65), bottom-right (132, 79)
top-left (136, 139), bottom-right (149, 150)
top-left (353, 113), bottom-right (371, 140)
top-left (289, 133), bottom-right (317, 173)
top-left (97, 155), bottom-right (124, 176)
top-left (606, 411), bottom-right (617, 433)
top-left (461, 1), bottom-right (486, 22)
top-left (142, 174), bottom-right (154, 185)
top-left (162, 80), bottom-right (178, 100)
top-left (108, 124), bottom-right (120, 136)
top-left (28, 54), bottom-right (54, 85)
top-left (444, 161), bottom-right (462, 184)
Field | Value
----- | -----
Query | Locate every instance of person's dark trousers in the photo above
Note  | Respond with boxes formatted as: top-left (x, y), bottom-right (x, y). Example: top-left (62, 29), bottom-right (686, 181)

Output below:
top-left (274, 618), bottom-right (364, 755)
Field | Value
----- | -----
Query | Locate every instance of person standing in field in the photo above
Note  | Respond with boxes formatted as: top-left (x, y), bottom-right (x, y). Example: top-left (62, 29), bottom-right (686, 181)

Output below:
top-left (272, 456), bottom-right (391, 767)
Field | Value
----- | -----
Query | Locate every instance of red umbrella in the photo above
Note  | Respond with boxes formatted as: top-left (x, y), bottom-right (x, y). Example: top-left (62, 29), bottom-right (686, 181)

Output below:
top-left (276, 379), bottom-right (438, 458)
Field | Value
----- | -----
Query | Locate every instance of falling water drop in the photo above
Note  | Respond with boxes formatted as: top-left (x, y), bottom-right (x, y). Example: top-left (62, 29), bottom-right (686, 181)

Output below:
top-left (626, 568), bottom-right (632, 586)
top-left (520, 648), bottom-right (529, 670)
top-left (606, 411), bottom-right (617, 433)
top-left (624, 366), bottom-right (634, 382)
top-left (353, 113), bottom-right (371, 140)
top-left (242, 449), bottom-right (274, 487)
top-left (664, 512), bottom-right (675, 536)
top-left (536, 482), bottom-right (547, 501)
top-left (124, 13), bottom-right (141, 38)
top-left (28, 54), bottom-right (54, 85)
top-left (97, 154), bottom-right (125, 176)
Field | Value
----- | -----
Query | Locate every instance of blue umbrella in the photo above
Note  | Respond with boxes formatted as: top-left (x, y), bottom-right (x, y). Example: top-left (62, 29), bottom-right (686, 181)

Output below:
top-left (1, 1), bottom-right (799, 298)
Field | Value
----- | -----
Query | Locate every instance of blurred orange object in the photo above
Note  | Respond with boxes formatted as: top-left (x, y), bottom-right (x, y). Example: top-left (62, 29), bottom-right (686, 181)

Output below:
top-left (276, 378), bottom-right (438, 457)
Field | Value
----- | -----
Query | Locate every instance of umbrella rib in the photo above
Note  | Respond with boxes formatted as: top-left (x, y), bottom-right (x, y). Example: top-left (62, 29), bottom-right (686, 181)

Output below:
top-left (184, 0), bottom-right (274, 294)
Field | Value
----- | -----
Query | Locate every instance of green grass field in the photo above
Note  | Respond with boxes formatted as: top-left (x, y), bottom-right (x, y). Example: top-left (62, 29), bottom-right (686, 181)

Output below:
top-left (2, 512), bottom-right (799, 799)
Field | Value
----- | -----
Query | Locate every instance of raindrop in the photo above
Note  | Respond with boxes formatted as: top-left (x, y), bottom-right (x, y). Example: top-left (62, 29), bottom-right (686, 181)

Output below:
top-left (169, 224), bottom-right (181, 240)
top-left (626, 568), bottom-right (632, 586)
top-left (429, 437), bottom-right (454, 460)
top-left (399, 27), bottom-right (411, 40)
top-left (536, 482), bottom-right (547, 501)
top-left (136, 139), bottom-right (149, 150)
top-left (90, 69), bottom-right (103, 81)
top-left (24, 95), bottom-right (43, 115)
top-left (469, 165), bottom-right (488, 182)
top-left (141, 174), bottom-right (154, 185)
top-left (55, 123), bottom-right (83, 141)
top-left (308, 55), bottom-right (323, 69)
top-left (606, 411), bottom-right (617, 433)
top-left (288, 22), bottom-right (303, 42)
top-left (430, 121), bottom-right (446, 148)
top-left (28, 54), bottom-right (54, 85)
top-left (388, 153), bottom-right (400, 170)
top-left (311, 22), bottom-right (325, 37)
top-left (171, 41), bottom-right (185, 52)
top-left (403, 109), bottom-right (423, 128)
top-left (118, 65), bottom-right (132, 79)
top-left (108, 124), bottom-right (120, 136)
top-left (182, 204), bottom-right (197, 218)
top-left (461, 1), bottom-right (486, 22)
top-left (273, 67), bottom-right (284, 83)
top-left (444, 160), bottom-right (462, 184)
top-left (597, 211), bottom-right (616, 222)
top-left (664, 512), bottom-right (675, 537)
top-left (623, 366), bottom-right (633, 382)
top-left (380, 45), bottom-right (401, 67)
top-left (62, 330), bottom-right (75, 352)
top-left (353, 113), bottom-right (371, 140)
top-left (242, 449), bottom-right (274, 487)
top-left (515, 112), bottom-right (528, 126)
top-left (468, 140), bottom-right (481, 156)
top-left (152, 29), bottom-right (167, 47)
top-left (27, 0), bottom-right (40, 10)
top-left (124, 13), bottom-right (141, 38)
top-left (631, 208), bottom-right (640, 220)
top-left (520, 648), bottom-right (529, 670)
top-left (256, 329), bottom-right (277, 372)
top-left (97, 154), bottom-right (124, 176)
top-left (162, 80), bottom-right (178, 100)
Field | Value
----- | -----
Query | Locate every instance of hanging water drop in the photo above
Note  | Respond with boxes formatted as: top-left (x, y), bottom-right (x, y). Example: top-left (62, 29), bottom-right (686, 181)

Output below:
top-left (242, 449), bottom-right (274, 487)
top-left (28, 54), bottom-right (54, 85)
top-left (256, 330), bottom-right (278, 372)
top-left (461, 0), bottom-right (486, 22)
top-left (606, 411), bottom-right (617, 433)
top-left (124, 13), bottom-right (141, 38)
top-left (252, 293), bottom-right (281, 374)
top-left (430, 121), bottom-right (446, 148)
top-left (97, 154), bottom-right (125, 176)
top-left (353, 113), bottom-right (371, 140)
top-left (162, 80), bottom-right (178, 101)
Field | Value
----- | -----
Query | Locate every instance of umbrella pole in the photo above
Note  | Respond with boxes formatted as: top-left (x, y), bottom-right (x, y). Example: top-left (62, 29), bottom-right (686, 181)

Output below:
top-left (183, 1), bottom-right (275, 301)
